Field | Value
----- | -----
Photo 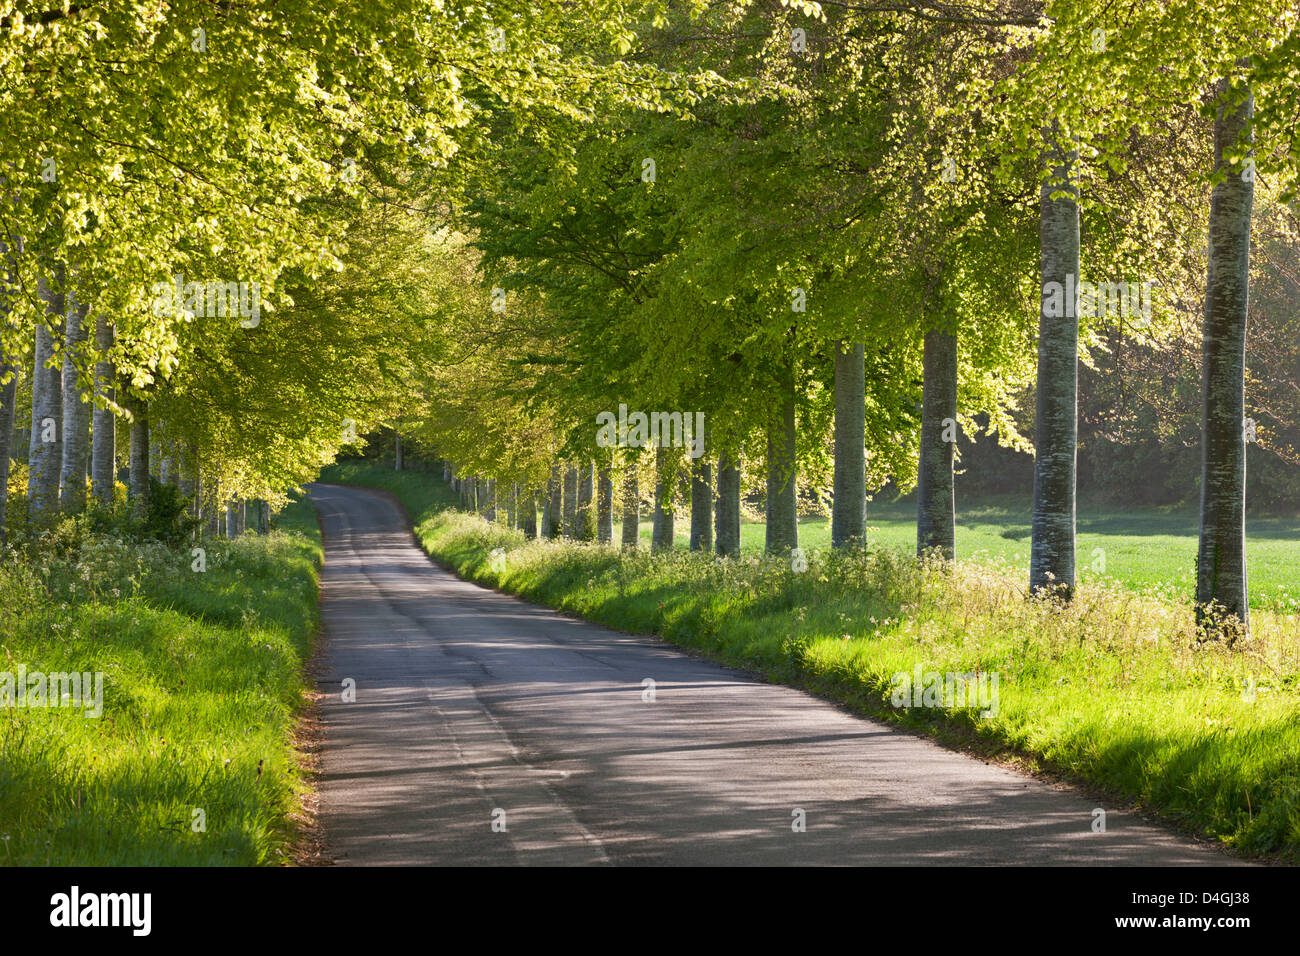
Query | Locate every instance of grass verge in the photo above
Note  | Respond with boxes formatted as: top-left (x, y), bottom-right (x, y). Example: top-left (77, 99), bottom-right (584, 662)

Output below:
top-left (0, 495), bottom-right (322, 866)
top-left (322, 461), bottom-right (1300, 860)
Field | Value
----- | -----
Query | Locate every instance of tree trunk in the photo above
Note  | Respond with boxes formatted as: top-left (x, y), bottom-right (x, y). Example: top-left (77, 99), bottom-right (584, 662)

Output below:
top-left (507, 483), bottom-right (517, 528)
top-left (0, 259), bottom-right (16, 545)
top-left (180, 445), bottom-right (197, 511)
top-left (90, 315), bottom-right (116, 506)
top-left (563, 465), bottom-right (578, 537)
top-left (160, 450), bottom-right (180, 488)
top-left (621, 463), bottom-right (639, 550)
top-left (0, 362), bottom-right (15, 546)
top-left (127, 396), bottom-right (150, 519)
top-left (484, 478), bottom-right (496, 521)
top-left (543, 464), bottom-right (562, 538)
top-left (597, 467), bottom-right (613, 544)
top-left (208, 478), bottom-right (221, 537)
top-left (1030, 125), bottom-right (1080, 600)
top-left (765, 391), bottom-right (798, 553)
top-left (60, 290), bottom-right (90, 513)
top-left (149, 426), bottom-right (162, 480)
top-left (917, 329), bottom-right (957, 559)
top-left (394, 431), bottom-right (403, 470)
top-left (225, 499), bottom-right (238, 538)
top-left (651, 446), bottom-right (675, 551)
top-left (190, 463), bottom-right (201, 529)
top-left (1196, 79), bottom-right (1254, 628)
top-left (832, 341), bottom-right (866, 548)
top-left (28, 269), bottom-right (64, 524)
top-left (522, 490), bottom-right (538, 538)
top-left (689, 457), bottom-right (713, 551)
top-left (576, 462), bottom-right (594, 541)
top-left (715, 451), bottom-right (741, 558)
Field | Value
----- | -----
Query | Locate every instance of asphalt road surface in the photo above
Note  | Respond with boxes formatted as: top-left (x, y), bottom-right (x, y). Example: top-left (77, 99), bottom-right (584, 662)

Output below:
top-left (309, 482), bottom-right (1233, 866)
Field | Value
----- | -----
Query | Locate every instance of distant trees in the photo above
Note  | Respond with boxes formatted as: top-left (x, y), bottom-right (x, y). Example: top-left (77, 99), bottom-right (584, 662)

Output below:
top-left (398, 0), bottom-right (1300, 639)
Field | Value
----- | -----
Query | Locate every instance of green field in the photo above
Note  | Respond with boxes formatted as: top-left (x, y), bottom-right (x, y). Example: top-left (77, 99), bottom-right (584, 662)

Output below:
top-left (587, 499), bottom-right (1297, 613)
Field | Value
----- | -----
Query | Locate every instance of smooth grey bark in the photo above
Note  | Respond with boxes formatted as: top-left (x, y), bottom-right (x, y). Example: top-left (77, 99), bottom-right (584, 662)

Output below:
top-left (832, 341), bottom-right (866, 548)
top-left (621, 463), bottom-right (639, 550)
top-left (651, 446), bottom-right (675, 551)
top-left (90, 315), bottom-right (116, 506)
top-left (576, 462), bottom-right (594, 541)
top-left (1029, 126), bottom-right (1080, 600)
top-left (506, 483), bottom-right (517, 527)
top-left (917, 329), bottom-right (957, 559)
top-left (179, 445), bottom-right (197, 509)
top-left (160, 451), bottom-right (179, 488)
top-left (60, 289), bottom-right (90, 512)
top-left (543, 464), bottom-right (562, 538)
top-left (208, 478), bottom-right (222, 536)
top-left (1196, 80), bottom-right (1254, 628)
top-left (149, 426), bottom-right (161, 480)
top-left (190, 464), bottom-right (201, 528)
top-left (715, 451), bottom-right (741, 558)
top-left (127, 396), bottom-right (150, 519)
top-left (689, 458), bottom-right (713, 551)
top-left (28, 270), bottom-right (64, 523)
top-left (597, 467), bottom-right (613, 544)
top-left (563, 465), bottom-right (578, 537)
top-left (484, 478), bottom-right (496, 521)
top-left (394, 432), bottom-right (403, 470)
top-left (0, 242), bottom-right (18, 545)
top-left (765, 392), bottom-right (798, 553)
top-left (522, 490), bottom-right (538, 538)
top-left (0, 362), bottom-right (15, 546)
top-left (225, 500), bottom-right (239, 538)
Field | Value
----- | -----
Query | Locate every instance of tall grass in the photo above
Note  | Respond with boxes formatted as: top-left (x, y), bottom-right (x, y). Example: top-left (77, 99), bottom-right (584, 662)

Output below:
top-left (0, 497), bottom-right (321, 866)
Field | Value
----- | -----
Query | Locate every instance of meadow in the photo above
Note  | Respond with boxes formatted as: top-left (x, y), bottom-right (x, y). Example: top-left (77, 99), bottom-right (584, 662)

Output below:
top-left (0, 497), bottom-right (321, 866)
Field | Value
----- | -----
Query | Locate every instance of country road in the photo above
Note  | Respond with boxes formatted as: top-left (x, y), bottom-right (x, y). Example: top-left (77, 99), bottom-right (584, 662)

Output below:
top-left (308, 483), bottom-right (1234, 866)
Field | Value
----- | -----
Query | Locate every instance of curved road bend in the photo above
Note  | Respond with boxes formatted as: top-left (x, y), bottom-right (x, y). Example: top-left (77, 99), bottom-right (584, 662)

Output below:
top-left (308, 483), bottom-right (1234, 866)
